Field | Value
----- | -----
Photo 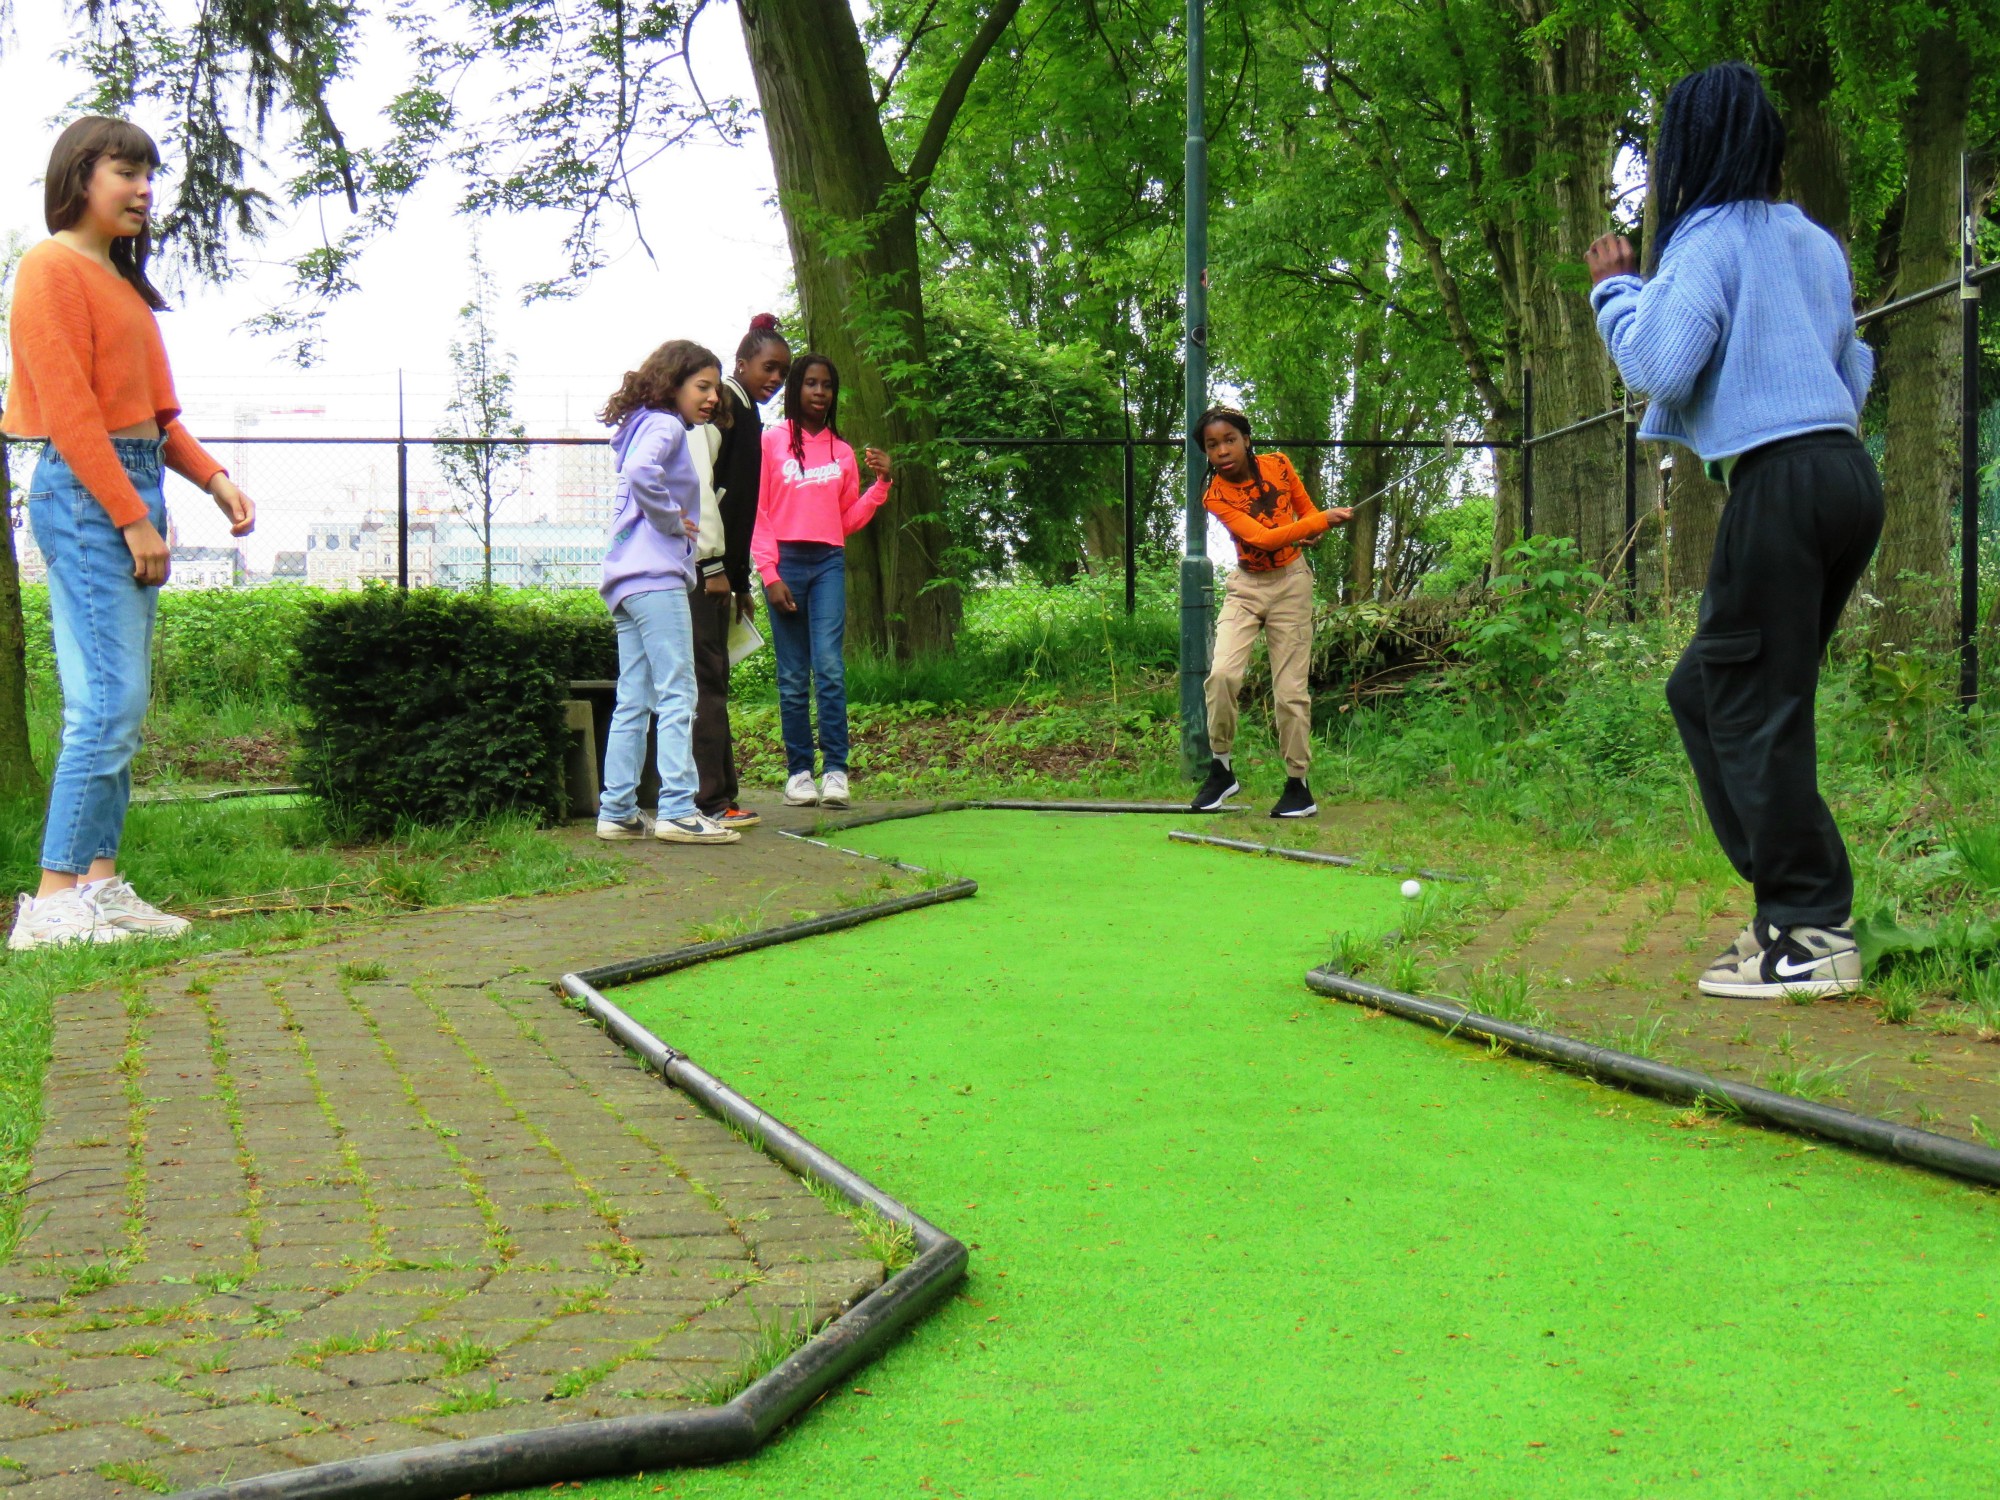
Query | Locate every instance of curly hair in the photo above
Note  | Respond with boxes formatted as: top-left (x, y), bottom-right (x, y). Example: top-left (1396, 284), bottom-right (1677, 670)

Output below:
top-left (45, 116), bottom-right (167, 311)
top-left (600, 340), bottom-right (731, 429)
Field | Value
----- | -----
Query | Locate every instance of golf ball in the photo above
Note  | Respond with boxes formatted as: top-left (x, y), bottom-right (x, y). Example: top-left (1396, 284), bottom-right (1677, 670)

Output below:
top-left (1400, 879), bottom-right (1423, 899)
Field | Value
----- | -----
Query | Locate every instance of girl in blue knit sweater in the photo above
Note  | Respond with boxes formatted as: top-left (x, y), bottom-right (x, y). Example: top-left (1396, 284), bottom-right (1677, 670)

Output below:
top-left (1586, 60), bottom-right (1881, 1003)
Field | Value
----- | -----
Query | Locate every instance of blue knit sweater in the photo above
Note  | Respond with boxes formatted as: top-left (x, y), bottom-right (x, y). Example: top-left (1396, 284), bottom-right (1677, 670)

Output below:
top-left (1589, 201), bottom-right (1873, 464)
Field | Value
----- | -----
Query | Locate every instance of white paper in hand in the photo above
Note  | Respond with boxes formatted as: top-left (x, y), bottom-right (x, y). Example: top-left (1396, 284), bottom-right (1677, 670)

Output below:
top-left (727, 614), bottom-right (765, 667)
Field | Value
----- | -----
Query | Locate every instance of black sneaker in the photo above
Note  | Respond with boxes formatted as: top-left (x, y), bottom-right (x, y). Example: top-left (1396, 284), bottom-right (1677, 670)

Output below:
top-left (1270, 777), bottom-right (1317, 819)
top-left (1191, 760), bottom-right (1240, 812)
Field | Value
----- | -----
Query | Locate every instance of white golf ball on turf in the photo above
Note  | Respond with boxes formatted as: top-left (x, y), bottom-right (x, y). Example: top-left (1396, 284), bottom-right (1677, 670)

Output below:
top-left (1400, 879), bottom-right (1423, 899)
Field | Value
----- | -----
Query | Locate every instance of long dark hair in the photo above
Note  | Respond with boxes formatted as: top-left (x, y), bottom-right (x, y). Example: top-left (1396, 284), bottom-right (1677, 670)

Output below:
top-left (600, 339), bottom-right (728, 429)
top-left (1647, 61), bottom-right (1785, 272)
top-left (45, 116), bottom-right (167, 310)
top-left (782, 354), bottom-right (841, 466)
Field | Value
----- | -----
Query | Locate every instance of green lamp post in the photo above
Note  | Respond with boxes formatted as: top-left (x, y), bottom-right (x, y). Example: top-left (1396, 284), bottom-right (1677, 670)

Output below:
top-left (1179, 0), bottom-right (1212, 779)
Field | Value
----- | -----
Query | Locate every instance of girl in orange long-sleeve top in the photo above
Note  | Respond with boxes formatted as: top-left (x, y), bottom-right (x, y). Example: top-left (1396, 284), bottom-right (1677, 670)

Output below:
top-left (1, 117), bottom-right (256, 950)
top-left (1190, 407), bottom-right (1351, 820)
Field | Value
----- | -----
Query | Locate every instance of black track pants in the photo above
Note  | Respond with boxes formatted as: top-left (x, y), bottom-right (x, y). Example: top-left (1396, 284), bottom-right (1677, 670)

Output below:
top-left (691, 587), bottom-right (739, 818)
top-left (1664, 430), bottom-right (1883, 929)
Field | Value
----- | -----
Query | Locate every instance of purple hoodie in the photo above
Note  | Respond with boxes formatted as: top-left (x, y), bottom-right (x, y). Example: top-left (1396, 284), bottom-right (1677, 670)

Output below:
top-left (599, 407), bottom-right (702, 613)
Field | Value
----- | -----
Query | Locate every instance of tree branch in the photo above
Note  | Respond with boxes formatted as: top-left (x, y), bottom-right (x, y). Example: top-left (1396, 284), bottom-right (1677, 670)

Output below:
top-left (877, 0), bottom-right (947, 107)
top-left (902, 0), bottom-right (1026, 197)
top-left (1323, 66), bottom-right (1512, 424)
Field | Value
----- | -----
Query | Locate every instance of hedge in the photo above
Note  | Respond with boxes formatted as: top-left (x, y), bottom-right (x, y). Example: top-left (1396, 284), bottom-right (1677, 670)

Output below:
top-left (292, 587), bottom-right (615, 833)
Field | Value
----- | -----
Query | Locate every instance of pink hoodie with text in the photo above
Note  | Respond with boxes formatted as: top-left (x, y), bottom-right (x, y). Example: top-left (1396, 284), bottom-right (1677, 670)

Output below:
top-left (750, 420), bottom-right (891, 587)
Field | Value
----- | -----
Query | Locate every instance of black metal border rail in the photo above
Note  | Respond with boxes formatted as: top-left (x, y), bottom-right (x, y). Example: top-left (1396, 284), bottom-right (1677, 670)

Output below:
top-left (1305, 967), bottom-right (2000, 1190)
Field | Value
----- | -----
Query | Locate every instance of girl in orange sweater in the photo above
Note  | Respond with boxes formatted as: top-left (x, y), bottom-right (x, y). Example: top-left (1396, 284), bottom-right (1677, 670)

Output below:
top-left (2, 118), bottom-right (256, 950)
top-left (1190, 408), bottom-right (1351, 819)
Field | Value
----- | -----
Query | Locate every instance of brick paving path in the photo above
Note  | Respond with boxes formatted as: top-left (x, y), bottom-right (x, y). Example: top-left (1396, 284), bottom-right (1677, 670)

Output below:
top-left (0, 815), bottom-right (894, 1497)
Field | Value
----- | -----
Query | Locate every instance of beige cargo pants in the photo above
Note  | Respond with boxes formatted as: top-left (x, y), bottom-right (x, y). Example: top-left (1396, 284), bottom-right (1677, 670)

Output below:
top-left (1204, 558), bottom-right (1314, 777)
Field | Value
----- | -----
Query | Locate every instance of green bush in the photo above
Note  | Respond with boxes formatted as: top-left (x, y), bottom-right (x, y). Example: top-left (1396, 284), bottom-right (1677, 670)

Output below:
top-left (292, 588), bottom-right (576, 833)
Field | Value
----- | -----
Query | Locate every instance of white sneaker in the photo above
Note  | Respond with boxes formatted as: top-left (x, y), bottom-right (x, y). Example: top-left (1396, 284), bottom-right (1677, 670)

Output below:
top-left (7, 889), bottom-right (131, 952)
top-left (84, 878), bottom-right (192, 939)
top-left (783, 773), bottom-right (819, 806)
top-left (655, 813), bottom-right (741, 845)
top-left (819, 771), bottom-right (850, 808)
top-left (595, 813), bottom-right (653, 840)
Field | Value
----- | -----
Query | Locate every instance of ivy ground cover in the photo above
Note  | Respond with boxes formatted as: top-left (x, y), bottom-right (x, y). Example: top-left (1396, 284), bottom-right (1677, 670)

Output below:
top-left (563, 812), bottom-right (2000, 1498)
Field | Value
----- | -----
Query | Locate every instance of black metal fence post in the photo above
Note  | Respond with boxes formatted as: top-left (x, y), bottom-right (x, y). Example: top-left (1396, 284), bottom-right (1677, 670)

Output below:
top-left (1123, 437), bottom-right (1137, 617)
top-left (1623, 391), bottom-right (1638, 614)
top-left (1960, 153), bottom-right (1982, 709)
top-left (396, 370), bottom-right (410, 590)
top-left (1520, 368), bottom-right (1535, 542)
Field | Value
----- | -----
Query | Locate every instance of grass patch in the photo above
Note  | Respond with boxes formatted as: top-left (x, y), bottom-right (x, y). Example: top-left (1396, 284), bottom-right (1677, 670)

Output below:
top-left (684, 1313), bottom-right (813, 1406)
top-left (426, 1379), bottom-right (511, 1416)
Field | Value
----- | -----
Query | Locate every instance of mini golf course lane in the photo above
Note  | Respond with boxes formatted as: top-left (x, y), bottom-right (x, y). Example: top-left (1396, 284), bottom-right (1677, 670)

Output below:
top-left (556, 812), bottom-right (2000, 1499)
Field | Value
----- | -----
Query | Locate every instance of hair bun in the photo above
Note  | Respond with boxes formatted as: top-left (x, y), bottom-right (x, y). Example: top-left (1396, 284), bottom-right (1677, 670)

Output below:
top-left (749, 313), bottom-right (781, 333)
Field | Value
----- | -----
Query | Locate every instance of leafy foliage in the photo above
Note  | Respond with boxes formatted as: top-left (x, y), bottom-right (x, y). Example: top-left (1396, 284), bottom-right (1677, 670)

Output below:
top-left (1457, 537), bottom-right (1606, 706)
top-left (290, 588), bottom-right (582, 833)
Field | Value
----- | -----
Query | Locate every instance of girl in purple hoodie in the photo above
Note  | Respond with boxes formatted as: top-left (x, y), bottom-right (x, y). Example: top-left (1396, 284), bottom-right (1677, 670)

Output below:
top-left (596, 340), bottom-right (739, 845)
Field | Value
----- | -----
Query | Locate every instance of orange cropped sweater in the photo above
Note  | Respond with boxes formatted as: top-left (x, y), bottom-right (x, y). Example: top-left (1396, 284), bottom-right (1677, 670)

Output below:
top-left (1203, 451), bottom-right (1328, 571)
top-left (1, 239), bottom-right (224, 527)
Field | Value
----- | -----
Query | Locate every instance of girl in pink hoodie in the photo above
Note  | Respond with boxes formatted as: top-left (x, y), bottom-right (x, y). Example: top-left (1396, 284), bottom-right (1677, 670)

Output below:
top-left (750, 354), bottom-right (891, 810)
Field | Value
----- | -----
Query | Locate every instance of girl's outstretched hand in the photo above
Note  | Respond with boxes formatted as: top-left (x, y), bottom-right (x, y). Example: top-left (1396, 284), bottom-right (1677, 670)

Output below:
top-left (1586, 232), bottom-right (1638, 284)
top-left (208, 474), bottom-right (256, 537)
top-left (1325, 507), bottom-right (1355, 526)
top-left (864, 446), bottom-right (892, 481)
top-left (765, 579), bottom-right (800, 614)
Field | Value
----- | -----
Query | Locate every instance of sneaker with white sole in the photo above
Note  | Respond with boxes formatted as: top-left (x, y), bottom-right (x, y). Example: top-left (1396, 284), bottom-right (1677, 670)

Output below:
top-left (1190, 759), bottom-right (1239, 812)
top-left (819, 770), bottom-right (851, 808)
top-left (1700, 920), bottom-right (1767, 989)
top-left (783, 773), bottom-right (819, 806)
top-left (7, 889), bottom-right (130, 952)
top-left (1698, 922), bottom-right (1861, 1000)
top-left (596, 813), bottom-right (652, 840)
top-left (1269, 777), bottom-right (1317, 819)
top-left (655, 813), bottom-right (741, 845)
top-left (85, 878), bottom-right (191, 939)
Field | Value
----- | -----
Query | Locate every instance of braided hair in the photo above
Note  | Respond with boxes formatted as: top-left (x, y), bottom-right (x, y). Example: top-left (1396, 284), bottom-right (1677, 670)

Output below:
top-left (1647, 60), bottom-right (1785, 273)
top-left (1197, 406), bottom-right (1282, 518)
top-left (781, 354), bottom-right (841, 467)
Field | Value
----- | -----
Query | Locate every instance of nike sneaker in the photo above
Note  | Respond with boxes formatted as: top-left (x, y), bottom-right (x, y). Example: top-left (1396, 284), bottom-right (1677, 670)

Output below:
top-left (1698, 922), bottom-right (1861, 1000)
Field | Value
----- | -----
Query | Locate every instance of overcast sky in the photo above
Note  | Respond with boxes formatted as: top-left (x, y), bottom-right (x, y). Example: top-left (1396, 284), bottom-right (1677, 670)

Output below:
top-left (0, 1), bottom-right (797, 439)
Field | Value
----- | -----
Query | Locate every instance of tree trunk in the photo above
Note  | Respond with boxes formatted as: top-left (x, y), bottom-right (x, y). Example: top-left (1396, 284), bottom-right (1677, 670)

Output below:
top-left (1664, 450), bottom-right (1725, 598)
top-left (736, 0), bottom-right (962, 657)
top-left (1510, 1), bottom-right (1623, 569)
top-left (1871, 22), bottom-right (1969, 650)
top-left (1342, 315), bottom-right (1389, 602)
top-left (1763, 0), bottom-right (1850, 240)
top-left (0, 449), bottom-right (40, 799)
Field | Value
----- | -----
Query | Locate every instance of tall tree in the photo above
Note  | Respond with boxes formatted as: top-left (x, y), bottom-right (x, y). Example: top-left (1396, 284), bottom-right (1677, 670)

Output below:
top-left (0, 235), bottom-right (41, 799)
top-left (435, 241), bottom-right (525, 592)
top-left (735, 0), bottom-right (1024, 655)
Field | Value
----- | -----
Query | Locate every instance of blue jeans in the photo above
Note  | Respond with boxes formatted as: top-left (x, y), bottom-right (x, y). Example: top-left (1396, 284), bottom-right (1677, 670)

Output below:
top-left (600, 587), bottom-right (699, 822)
top-left (26, 439), bottom-right (165, 875)
top-left (766, 542), bottom-right (849, 776)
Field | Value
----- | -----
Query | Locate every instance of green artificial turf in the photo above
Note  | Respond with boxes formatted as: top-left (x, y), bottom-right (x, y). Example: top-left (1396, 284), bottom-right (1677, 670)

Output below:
top-left (560, 812), bottom-right (2000, 1499)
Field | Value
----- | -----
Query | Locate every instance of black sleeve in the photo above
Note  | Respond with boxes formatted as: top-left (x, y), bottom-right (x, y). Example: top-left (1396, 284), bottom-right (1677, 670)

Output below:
top-left (716, 390), bottom-right (762, 594)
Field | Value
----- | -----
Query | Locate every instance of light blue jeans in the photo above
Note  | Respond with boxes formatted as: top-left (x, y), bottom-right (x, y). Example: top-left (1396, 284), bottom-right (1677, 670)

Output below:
top-left (600, 587), bottom-right (699, 822)
top-left (26, 439), bottom-right (165, 875)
